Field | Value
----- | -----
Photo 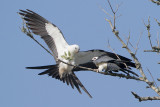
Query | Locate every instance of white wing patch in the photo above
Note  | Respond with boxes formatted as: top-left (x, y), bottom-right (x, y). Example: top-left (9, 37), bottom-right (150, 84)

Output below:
top-left (45, 23), bottom-right (69, 58)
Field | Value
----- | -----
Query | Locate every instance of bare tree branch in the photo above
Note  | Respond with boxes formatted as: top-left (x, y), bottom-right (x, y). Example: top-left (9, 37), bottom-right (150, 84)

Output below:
top-left (144, 17), bottom-right (160, 53)
top-left (105, 0), bottom-right (160, 100)
top-left (126, 32), bottom-right (131, 48)
top-left (135, 32), bottom-right (143, 55)
top-left (123, 33), bottom-right (136, 50)
top-left (150, 0), bottom-right (160, 5)
top-left (147, 68), bottom-right (159, 89)
top-left (131, 92), bottom-right (160, 102)
top-left (145, 17), bottom-right (152, 48)
top-left (155, 18), bottom-right (160, 26)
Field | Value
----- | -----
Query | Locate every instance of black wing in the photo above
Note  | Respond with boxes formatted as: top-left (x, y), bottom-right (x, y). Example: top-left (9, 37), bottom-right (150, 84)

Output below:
top-left (75, 49), bottom-right (135, 67)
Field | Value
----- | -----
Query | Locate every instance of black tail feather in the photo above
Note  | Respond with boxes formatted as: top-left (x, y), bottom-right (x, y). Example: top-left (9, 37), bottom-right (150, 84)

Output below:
top-left (121, 69), bottom-right (139, 77)
top-left (26, 65), bottom-right (55, 69)
top-left (113, 60), bottom-right (137, 76)
top-left (38, 67), bottom-right (55, 75)
top-left (68, 75), bottom-right (74, 89)
top-left (72, 73), bottom-right (92, 98)
top-left (26, 64), bottom-right (92, 98)
top-left (65, 74), bottom-right (70, 85)
top-left (70, 74), bottom-right (82, 94)
top-left (114, 60), bottom-right (136, 68)
top-left (126, 62), bottom-right (136, 68)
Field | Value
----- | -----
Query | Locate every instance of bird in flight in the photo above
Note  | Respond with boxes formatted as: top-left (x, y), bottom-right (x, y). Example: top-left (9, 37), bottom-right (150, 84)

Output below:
top-left (19, 9), bottom-right (137, 98)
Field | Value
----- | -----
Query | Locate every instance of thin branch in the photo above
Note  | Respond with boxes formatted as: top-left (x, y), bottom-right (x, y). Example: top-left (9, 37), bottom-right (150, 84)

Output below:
top-left (144, 17), bottom-right (160, 53)
top-left (18, 12), bottom-right (54, 56)
top-left (107, 0), bottom-right (115, 14)
top-left (156, 32), bottom-right (160, 49)
top-left (146, 17), bottom-right (153, 48)
top-left (107, 40), bottom-right (128, 69)
top-left (107, 40), bottom-right (121, 60)
top-left (99, 6), bottom-right (113, 18)
top-left (132, 92), bottom-right (160, 102)
top-left (147, 68), bottom-right (158, 89)
top-left (126, 32), bottom-right (131, 47)
top-left (144, 49), bottom-right (160, 52)
top-left (103, 72), bottom-right (142, 81)
top-left (105, 18), bottom-right (114, 30)
top-left (123, 34), bottom-right (136, 50)
top-left (155, 18), bottom-right (160, 26)
top-left (135, 31), bottom-right (143, 55)
top-left (150, 0), bottom-right (160, 5)
top-left (107, 0), bottom-right (118, 30)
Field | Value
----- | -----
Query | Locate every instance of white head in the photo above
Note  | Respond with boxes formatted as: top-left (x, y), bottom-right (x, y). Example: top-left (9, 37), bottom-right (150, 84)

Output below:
top-left (92, 57), bottom-right (98, 61)
top-left (70, 44), bottom-right (80, 53)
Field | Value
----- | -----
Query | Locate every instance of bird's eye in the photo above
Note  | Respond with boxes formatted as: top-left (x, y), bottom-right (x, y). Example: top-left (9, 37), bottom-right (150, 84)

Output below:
top-left (92, 57), bottom-right (98, 61)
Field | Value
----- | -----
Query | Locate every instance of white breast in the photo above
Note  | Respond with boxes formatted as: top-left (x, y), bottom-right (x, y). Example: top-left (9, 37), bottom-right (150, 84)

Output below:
top-left (98, 63), bottom-right (108, 72)
top-left (59, 59), bottom-right (75, 78)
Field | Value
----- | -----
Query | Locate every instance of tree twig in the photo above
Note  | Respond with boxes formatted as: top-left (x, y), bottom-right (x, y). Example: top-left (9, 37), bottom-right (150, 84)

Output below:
top-left (107, 40), bottom-right (129, 69)
top-left (155, 18), bottom-right (160, 26)
top-left (131, 92), bottom-right (160, 102)
top-left (147, 68), bottom-right (158, 89)
top-left (135, 31), bottom-right (143, 55)
top-left (150, 0), bottom-right (160, 5)
top-left (123, 33), bottom-right (136, 50)
top-left (143, 18), bottom-right (160, 53)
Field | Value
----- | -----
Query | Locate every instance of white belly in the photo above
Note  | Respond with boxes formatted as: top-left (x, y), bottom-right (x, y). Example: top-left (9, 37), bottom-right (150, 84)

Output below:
top-left (59, 61), bottom-right (74, 78)
top-left (58, 47), bottom-right (76, 78)
top-left (98, 63), bottom-right (108, 72)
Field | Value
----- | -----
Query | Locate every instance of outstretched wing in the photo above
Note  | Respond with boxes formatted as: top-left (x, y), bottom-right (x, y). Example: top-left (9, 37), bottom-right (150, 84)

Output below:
top-left (19, 9), bottom-right (69, 61)
top-left (75, 49), bottom-right (134, 65)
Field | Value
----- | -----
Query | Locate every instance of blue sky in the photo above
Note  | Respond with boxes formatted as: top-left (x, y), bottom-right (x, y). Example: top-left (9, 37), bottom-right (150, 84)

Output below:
top-left (1, 0), bottom-right (160, 106)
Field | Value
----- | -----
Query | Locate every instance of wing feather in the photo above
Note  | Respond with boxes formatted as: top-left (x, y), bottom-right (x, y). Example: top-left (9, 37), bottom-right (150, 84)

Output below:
top-left (75, 50), bottom-right (132, 65)
top-left (19, 9), bottom-right (69, 61)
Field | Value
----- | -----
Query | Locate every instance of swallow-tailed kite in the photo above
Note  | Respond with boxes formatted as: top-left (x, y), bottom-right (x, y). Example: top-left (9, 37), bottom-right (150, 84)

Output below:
top-left (19, 9), bottom-right (136, 98)
top-left (92, 55), bottom-right (138, 76)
